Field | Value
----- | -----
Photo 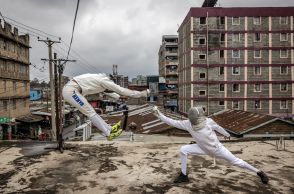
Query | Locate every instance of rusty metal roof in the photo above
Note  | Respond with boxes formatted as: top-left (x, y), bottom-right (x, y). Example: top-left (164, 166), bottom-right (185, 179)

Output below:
top-left (103, 105), bottom-right (188, 135)
top-left (211, 109), bottom-right (291, 135)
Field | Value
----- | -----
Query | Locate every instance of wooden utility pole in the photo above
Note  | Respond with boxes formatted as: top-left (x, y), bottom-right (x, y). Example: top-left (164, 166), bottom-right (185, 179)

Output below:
top-left (38, 38), bottom-right (60, 140)
top-left (57, 58), bottom-right (75, 148)
top-left (53, 53), bottom-right (60, 141)
top-left (41, 57), bottom-right (75, 153)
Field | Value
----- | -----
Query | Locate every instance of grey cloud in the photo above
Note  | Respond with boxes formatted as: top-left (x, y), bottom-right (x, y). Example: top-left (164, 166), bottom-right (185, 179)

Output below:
top-left (1, 0), bottom-right (294, 80)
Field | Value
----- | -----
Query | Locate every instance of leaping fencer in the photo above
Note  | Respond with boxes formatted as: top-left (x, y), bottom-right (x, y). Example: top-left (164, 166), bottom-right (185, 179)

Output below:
top-left (152, 106), bottom-right (269, 184)
top-left (62, 73), bottom-right (149, 140)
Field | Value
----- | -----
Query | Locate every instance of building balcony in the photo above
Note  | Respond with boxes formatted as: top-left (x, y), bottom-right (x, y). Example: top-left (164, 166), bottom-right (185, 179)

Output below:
top-left (166, 80), bottom-right (178, 84)
top-left (165, 42), bottom-right (178, 46)
top-left (166, 71), bottom-right (178, 76)
top-left (166, 90), bottom-right (178, 94)
top-left (165, 61), bottom-right (178, 66)
top-left (165, 51), bottom-right (178, 56)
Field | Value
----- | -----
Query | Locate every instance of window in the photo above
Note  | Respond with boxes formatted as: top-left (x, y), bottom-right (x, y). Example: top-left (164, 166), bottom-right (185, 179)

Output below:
top-left (254, 84), bottom-right (261, 92)
top-left (280, 17), bottom-right (288, 25)
top-left (13, 81), bottom-right (16, 91)
top-left (3, 100), bottom-right (7, 111)
top-left (280, 100), bottom-right (288, 109)
top-left (253, 17), bottom-right (261, 25)
top-left (280, 83), bottom-right (288, 92)
top-left (23, 99), bottom-right (26, 108)
top-left (219, 101), bottom-right (225, 106)
top-left (232, 101), bottom-right (239, 110)
top-left (24, 81), bottom-right (28, 91)
top-left (200, 17), bottom-right (206, 25)
top-left (219, 84), bottom-right (224, 92)
top-left (199, 73), bottom-right (206, 79)
top-left (254, 66), bottom-right (261, 75)
top-left (280, 49), bottom-right (288, 58)
top-left (233, 84), bottom-right (240, 92)
top-left (219, 66), bottom-right (224, 75)
top-left (199, 90), bottom-right (206, 96)
top-left (13, 99), bottom-right (16, 109)
top-left (219, 17), bottom-right (225, 25)
top-left (199, 38), bottom-right (206, 45)
top-left (3, 41), bottom-right (7, 50)
top-left (232, 17), bottom-right (240, 25)
top-left (232, 67), bottom-right (240, 75)
top-left (254, 50), bottom-right (261, 58)
top-left (254, 33), bottom-right (261, 42)
top-left (220, 50), bottom-right (224, 58)
top-left (3, 80), bottom-right (6, 92)
top-left (280, 33), bottom-right (288, 41)
top-left (232, 50), bottom-right (240, 58)
top-left (220, 33), bottom-right (225, 42)
top-left (280, 66), bottom-right (288, 75)
top-left (255, 100), bottom-right (261, 109)
top-left (199, 54), bottom-right (206, 60)
top-left (232, 33), bottom-right (240, 42)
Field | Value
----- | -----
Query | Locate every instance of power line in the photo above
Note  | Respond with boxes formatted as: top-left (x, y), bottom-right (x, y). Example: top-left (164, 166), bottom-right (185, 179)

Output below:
top-left (66, 0), bottom-right (80, 61)
top-left (52, 41), bottom-right (98, 73)
top-left (61, 40), bottom-right (102, 73)
top-left (2, 6), bottom-right (103, 79)
top-left (3, 15), bottom-right (61, 39)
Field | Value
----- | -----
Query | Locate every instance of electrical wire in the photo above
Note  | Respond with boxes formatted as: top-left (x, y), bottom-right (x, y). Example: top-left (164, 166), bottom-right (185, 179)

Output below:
top-left (66, 0), bottom-right (80, 61)
top-left (3, 15), bottom-right (60, 39)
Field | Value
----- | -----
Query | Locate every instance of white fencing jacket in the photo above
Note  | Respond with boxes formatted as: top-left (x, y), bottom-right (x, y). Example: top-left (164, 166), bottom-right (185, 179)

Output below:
top-left (158, 112), bottom-right (230, 155)
top-left (73, 73), bottom-right (147, 98)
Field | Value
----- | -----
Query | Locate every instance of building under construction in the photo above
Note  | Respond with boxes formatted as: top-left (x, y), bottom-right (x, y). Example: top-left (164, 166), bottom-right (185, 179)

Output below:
top-left (0, 21), bottom-right (30, 120)
top-left (178, 7), bottom-right (294, 118)
top-left (158, 35), bottom-right (179, 109)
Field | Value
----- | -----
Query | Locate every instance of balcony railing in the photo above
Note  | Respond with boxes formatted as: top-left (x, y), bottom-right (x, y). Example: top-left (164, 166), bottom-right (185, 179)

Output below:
top-left (165, 61), bottom-right (178, 66)
top-left (166, 80), bottom-right (178, 84)
top-left (166, 71), bottom-right (178, 76)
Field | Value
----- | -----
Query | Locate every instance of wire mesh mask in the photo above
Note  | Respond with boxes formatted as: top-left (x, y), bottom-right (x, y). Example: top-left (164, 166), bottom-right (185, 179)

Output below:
top-left (188, 106), bottom-right (206, 130)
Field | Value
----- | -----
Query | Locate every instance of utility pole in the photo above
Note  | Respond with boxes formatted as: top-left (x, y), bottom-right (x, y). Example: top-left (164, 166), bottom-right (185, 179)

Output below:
top-left (57, 58), bottom-right (76, 146)
top-left (53, 53), bottom-right (60, 143)
top-left (38, 38), bottom-right (60, 140)
top-left (41, 56), bottom-right (75, 153)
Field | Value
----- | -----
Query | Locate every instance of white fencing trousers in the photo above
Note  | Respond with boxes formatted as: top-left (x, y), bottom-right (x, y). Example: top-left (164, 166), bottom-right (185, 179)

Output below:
top-left (180, 144), bottom-right (259, 175)
top-left (62, 81), bottom-right (111, 136)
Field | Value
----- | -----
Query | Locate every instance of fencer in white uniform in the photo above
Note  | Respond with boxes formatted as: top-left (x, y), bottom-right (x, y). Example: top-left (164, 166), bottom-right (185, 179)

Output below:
top-left (63, 73), bottom-right (149, 140)
top-left (152, 106), bottom-right (269, 184)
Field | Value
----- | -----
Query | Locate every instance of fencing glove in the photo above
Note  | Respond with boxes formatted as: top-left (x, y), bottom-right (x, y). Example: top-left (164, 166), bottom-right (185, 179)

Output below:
top-left (152, 106), bottom-right (160, 117)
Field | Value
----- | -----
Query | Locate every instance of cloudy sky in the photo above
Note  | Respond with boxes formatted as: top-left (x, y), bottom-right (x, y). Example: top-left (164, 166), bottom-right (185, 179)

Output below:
top-left (1, 0), bottom-right (294, 82)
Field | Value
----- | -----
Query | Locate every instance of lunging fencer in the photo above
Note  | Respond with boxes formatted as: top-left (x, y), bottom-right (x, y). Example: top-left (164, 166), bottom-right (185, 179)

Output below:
top-left (152, 106), bottom-right (269, 184)
top-left (62, 73), bottom-right (149, 140)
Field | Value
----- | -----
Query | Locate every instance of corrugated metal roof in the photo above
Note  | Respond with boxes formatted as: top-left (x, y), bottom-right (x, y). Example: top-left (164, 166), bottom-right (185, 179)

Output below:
top-left (211, 109), bottom-right (278, 135)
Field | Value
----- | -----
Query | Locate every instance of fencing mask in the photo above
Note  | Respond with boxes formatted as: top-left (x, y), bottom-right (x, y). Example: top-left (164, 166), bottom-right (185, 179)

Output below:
top-left (188, 106), bottom-right (206, 130)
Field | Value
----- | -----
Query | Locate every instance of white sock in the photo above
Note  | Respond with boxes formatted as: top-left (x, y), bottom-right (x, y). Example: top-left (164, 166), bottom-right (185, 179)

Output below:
top-left (180, 152), bottom-right (188, 175)
top-left (243, 161), bottom-right (259, 173)
top-left (89, 114), bottom-right (111, 136)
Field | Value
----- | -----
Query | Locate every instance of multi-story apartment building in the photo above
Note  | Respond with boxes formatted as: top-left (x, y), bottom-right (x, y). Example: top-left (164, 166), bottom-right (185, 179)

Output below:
top-left (0, 21), bottom-right (30, 120)
top-left (178, 7), bottom-right (294, 118)
top-left (131, 75), bottom-right (147, 86)
top-left (158, 35), bottom-right (179, 108)
top-left (115, 75), bottom-right (129, 88)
